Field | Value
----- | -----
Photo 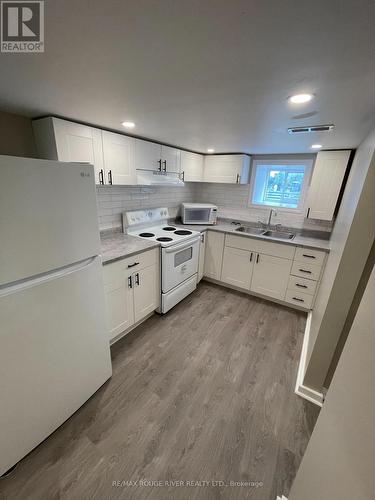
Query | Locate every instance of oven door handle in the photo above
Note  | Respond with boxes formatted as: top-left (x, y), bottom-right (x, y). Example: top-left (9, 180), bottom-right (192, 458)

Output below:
top-left (163, 236), bottom-right (200, 253)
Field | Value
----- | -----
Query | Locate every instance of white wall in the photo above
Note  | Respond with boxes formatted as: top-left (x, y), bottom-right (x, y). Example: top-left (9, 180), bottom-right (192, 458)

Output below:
top-left (289, 261), bottom-right (375, 500)
top-left (303, 129), bottom-right (375, 391)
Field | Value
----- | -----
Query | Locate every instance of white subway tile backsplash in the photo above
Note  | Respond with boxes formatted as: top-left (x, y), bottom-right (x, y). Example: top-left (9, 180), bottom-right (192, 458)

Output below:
top-left (96, 184), bottom-right (195, 230)
top-left (96, 182), bottom-right (332, 233)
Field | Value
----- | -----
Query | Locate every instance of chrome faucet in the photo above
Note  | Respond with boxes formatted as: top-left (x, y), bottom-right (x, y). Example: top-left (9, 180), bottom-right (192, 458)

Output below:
top-left (267, 209), bottom-right (276, 228)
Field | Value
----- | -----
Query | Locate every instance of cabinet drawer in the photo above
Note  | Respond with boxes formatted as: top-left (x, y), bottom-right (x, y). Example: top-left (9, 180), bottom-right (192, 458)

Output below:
top-left (225, 234), bottom-right (295, 259)
top-left (294, 247), bottom-right (326, 266)
top-left (291, 261), bottom-right (322, 281)
top-left (103, 248), bottom-right (159, 284)
top-left (287, 275), bottom-right (317, 296)
top-left (285, 289), bottom-right (314, 309)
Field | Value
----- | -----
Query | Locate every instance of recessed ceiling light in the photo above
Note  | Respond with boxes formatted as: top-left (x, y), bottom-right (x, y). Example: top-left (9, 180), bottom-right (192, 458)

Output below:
top-left (207, 148), bottom-right (215, 153)
top-left (289, 94), bottom-right (314, 104)
top-left (311, 144), bottom-right (323, 149)
top-left (122, 121), bottom-right (135, 128)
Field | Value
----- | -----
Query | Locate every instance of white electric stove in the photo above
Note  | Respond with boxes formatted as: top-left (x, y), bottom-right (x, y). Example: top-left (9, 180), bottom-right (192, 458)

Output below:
top-left (123, 208), bottom-right (201, 313)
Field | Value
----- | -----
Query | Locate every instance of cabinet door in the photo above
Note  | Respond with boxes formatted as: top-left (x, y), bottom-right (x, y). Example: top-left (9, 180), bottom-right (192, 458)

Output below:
top-left (135, 139), bottom-right (162, 171)
top-left (203, 155), bottom-right (250, 184)
top-left (251, 253), bottom-right (292, 300)
top-left (181, 151), bottom-right (204, 182)
top-left (103, 273), bottom-right (134, 341)
top-left (133, 264), bottom-right (160, 323)
top-left (102, 131), bottom-right (136, 185)
top-left (161, 145), bottom-right (181, 173)
top-left (307, 150), bottom-right (350, 220)
top-left (221, 246), bottom-right (254, 290)
top-left (53, 118), bottom-right (104, 185)
top-left (204, 231), bottom-right (225, 280)
top-left (198, 233), bottom-right (206, 282)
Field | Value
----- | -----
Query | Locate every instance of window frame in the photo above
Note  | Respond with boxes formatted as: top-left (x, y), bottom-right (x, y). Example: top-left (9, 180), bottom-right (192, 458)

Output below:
top-left (248, 157), bottom-right (314, 214)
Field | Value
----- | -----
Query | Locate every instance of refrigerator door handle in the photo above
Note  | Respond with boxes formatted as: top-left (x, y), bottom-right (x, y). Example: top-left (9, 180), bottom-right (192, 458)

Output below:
top-left (0, 256), bottom-right (99, 297)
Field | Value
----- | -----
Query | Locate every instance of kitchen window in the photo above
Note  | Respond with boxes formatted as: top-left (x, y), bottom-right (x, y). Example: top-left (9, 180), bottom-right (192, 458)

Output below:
top-left (249, 158), bottom-right (313, 211)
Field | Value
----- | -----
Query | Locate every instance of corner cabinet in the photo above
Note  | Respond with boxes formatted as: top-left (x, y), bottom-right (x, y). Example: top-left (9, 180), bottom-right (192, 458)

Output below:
top-left (203, 154), bottom-right (250, 184)
top-left (102, 248), bottom-right (160, 343)
top-left (198, 232), bottom-right (206, 282)
top-left (307, 150), bottom-right (351, 220)
top-left (181, 151), bottom-right (204, 182)
top-left (203, 231), bottom-right (225, 280)
top-left (32, 117), bottom-right (105, 185)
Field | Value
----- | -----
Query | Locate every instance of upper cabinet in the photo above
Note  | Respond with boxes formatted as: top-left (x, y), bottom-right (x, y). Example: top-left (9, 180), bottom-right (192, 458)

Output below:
top-left (102, 131), bottom-right (136, 185)
top-left (203, 154), bottom-right (250, 184)
top-left (134, 140), bottom-right (181, 173)
top-left (32, 117), bottom-right (104, 184)
top-left (180, 151), bottom-right (204, 182)
top-left (307, 150), bottom-right (351, 220)
top-left (135, 139), bottom-right (161, 171)
top-left (161, 145), bottom-right (181, 173)
top-left (33, 117), bottom-right (137, 186)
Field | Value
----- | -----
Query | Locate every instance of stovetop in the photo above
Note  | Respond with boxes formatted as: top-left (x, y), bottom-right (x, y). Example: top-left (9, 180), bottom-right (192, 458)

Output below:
top-left (124, 208), bottom-right (200, 247)
top-left (128, 224), bottom-right (200, 247)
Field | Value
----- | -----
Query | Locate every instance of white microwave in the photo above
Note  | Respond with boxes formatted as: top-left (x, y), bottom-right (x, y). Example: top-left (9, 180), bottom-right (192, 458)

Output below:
top-left (182, 203), bottom-right (218, 225)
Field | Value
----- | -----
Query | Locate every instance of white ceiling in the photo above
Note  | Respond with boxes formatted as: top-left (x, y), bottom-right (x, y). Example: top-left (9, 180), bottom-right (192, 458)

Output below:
top-left (1, 0), bottom-right (375, 154)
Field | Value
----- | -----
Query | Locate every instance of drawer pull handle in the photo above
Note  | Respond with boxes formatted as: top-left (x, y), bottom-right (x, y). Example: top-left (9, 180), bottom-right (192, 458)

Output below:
top-left (250, 252), bottom-right (253, 262)
top-left (128, 276), bottom-right (133, 289)
top-left (296, 283), bottom-right (308, 288)
top-left (127, 262), bottom-right (139, 268)
top-left (256, 253), bottom-right (260, 264)
top-left (302, 254), bottom-right (316, 259)
top-left (299, 268), bottom-right (312, 274)
top-left (293, 297), bottom-right (305, 302)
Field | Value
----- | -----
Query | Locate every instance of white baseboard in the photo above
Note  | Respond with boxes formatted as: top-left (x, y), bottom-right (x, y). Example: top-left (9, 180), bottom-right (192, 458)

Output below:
top-left (295, 311), bottom-right (324, 407)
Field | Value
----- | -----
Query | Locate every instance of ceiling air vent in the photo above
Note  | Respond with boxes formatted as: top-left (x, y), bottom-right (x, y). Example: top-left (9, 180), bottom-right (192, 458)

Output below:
top-left (288, 124), bottom-right (334, 134)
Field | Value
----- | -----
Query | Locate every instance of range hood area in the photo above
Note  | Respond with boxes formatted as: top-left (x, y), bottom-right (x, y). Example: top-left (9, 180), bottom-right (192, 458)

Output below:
top-left (136, 169), bottom-right (184, 186)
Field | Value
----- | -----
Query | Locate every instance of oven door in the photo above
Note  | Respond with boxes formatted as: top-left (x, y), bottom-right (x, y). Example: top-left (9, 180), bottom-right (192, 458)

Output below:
top-left (161, 237), bottom-right (200, 293)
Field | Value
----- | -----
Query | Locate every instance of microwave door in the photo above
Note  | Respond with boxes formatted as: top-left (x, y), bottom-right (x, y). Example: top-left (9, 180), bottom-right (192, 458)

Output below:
top-left (185, 208), bottom-right (211, 223)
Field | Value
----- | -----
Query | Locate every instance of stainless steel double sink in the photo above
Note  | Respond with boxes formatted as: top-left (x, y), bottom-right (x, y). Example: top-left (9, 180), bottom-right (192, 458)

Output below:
top-left (235, 226), bottom-right (295, 240)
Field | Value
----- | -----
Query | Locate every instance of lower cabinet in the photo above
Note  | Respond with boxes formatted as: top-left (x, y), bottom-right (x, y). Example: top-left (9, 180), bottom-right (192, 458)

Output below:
top-left (221, 246), bottom-right (254, 289)
top-left (102, 248), bottom-right (160, 342)
top-left (104, 273), bottom-right (134, 339)
top-left (204, 231), bottom-right (225, 280)
top-left (250, 253), bottom-right (292, 300)
top-left (133, 264), bottom-right (159, 323)
top-left (198, 232), bottom-right (206, 282)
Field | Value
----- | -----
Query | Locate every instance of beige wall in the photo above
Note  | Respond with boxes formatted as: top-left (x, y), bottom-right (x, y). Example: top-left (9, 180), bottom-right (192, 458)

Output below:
top-left (303, 128), bottom-right (375, 391)
top-left (0, 110), bottom-right (36, 157)
top-left (289, 262), bottom-right (375, 500)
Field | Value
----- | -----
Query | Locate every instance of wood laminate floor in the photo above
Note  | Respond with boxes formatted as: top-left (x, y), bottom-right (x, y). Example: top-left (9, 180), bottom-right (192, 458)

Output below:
top-left (0, 282), bottom-right (319, 500)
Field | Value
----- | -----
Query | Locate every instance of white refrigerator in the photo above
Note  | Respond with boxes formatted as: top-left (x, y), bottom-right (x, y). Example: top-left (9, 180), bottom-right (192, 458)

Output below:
top-left (0, 155), bottom-right (112, 476)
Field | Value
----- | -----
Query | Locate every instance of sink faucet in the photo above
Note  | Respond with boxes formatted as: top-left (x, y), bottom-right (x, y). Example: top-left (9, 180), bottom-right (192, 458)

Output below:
top-left (267, 209), bottom-right (276, 228)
